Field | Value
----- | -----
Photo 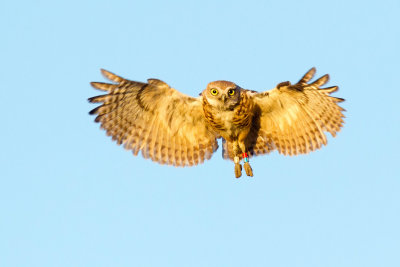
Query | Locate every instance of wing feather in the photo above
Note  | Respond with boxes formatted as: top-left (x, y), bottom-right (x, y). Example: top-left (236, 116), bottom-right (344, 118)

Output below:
top-left (249, 68), bottom-right (345, 156)
top-left (89, 69), bottom-right (219, 166)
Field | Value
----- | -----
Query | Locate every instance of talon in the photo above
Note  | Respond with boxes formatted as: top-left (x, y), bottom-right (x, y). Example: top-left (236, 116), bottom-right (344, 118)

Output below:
top-left (244, 162), bottom-right (253, 177)
top-left (235, 163), bottom-right (242, 178)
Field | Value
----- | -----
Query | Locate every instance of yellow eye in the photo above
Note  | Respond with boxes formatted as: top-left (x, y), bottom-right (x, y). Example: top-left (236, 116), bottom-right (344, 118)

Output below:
top-left (210, 88), bottom-right (218, 96)
top-left (228, 89), bottom-right (235, 96)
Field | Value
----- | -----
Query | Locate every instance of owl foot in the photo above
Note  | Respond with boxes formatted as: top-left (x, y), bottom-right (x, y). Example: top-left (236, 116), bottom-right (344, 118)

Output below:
top-left (234, 163), bottom-right (242, 178)
top-left (234, 156), bottom-right (242, 178)
top-left (243, 162), bottom-right (253, 177)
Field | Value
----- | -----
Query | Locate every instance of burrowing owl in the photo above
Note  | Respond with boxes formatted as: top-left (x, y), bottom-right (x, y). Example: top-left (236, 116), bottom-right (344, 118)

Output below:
top-left (89, 68), bottom-right (345, 178)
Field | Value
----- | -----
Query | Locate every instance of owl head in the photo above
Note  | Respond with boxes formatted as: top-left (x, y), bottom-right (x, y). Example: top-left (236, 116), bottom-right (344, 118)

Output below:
top-left (202, 80), bottom-right (241, 110)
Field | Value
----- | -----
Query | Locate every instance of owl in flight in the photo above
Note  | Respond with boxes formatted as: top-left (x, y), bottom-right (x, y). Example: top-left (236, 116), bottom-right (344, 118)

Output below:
top-left (89, 68), bottom-right (345, 178)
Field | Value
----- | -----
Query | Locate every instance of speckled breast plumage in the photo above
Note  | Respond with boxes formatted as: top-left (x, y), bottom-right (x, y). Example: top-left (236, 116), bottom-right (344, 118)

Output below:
top-left (202, 91), bottom-right (254, 142)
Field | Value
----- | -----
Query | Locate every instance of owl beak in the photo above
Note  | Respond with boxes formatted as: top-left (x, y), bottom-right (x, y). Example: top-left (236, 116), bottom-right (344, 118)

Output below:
top-left (221, 94), bottom-right (227, 102)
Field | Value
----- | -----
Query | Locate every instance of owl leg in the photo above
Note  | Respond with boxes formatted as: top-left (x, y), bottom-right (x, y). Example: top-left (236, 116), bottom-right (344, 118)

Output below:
top-left (238, 142), bottom-right (253, 177)
top-left (234, 156), bottom-right (242, 178)
top-left (242, 152), bottom-right (253, 177)
top-left (233, 144), bottom-right (242, 178)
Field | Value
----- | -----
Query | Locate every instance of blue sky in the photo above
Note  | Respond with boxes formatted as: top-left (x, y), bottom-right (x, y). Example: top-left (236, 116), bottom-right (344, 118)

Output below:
top-left (1, 0), bottom-right (399, 266)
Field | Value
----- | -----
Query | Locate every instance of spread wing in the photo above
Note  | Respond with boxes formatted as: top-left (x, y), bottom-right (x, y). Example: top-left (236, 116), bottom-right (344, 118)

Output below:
top-left (248, 67), bottom-right (345, 156)
top-left (89, 69), bottom-right (219, 166)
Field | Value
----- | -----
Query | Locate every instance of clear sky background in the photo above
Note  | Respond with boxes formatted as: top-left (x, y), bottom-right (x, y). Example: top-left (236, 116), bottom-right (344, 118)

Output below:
top-left (1, 0), bottom-right (399, 266)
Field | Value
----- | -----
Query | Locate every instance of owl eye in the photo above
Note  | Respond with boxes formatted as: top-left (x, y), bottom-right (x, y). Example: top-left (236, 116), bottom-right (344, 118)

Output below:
top-left (210, 88), bottom-right (218, 96)
top-left (228, 89), bottom-right (235, 96)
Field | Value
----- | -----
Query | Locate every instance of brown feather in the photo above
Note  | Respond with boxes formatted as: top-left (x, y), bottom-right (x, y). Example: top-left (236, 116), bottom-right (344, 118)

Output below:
top-left (89, 69), bottom-right (219, 166)
top-left (90, 68), bottom-right (345, 170)
top-left (247, 68), bottom-right (345, 157)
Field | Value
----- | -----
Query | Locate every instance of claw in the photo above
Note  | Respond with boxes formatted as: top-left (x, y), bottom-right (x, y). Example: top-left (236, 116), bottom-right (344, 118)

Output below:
top-left (243, 162), bottom-right (253, 177)
top-left (235, 163), bottom-right (242, 178)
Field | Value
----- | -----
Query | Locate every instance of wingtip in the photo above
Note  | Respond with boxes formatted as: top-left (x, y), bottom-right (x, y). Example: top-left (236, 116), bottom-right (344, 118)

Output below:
top-left (90, 81), bottom-right (115, 91)
top-left (312, 73), bottom-right (330, 87)
top-left (87, 95), bottom-right (98, 103)
top-left (88, 106), bottom-right (98, 115)
top-left (320, 85), bottom-right (339, 94)
top-left (307, 67), bottom-right (317, 77)
top-left (299, 67), bottom-right (317, 84)
top-left (100, 68), bottom-right (112, 78)
top-left (99, 68), bottom-right (124, 83)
